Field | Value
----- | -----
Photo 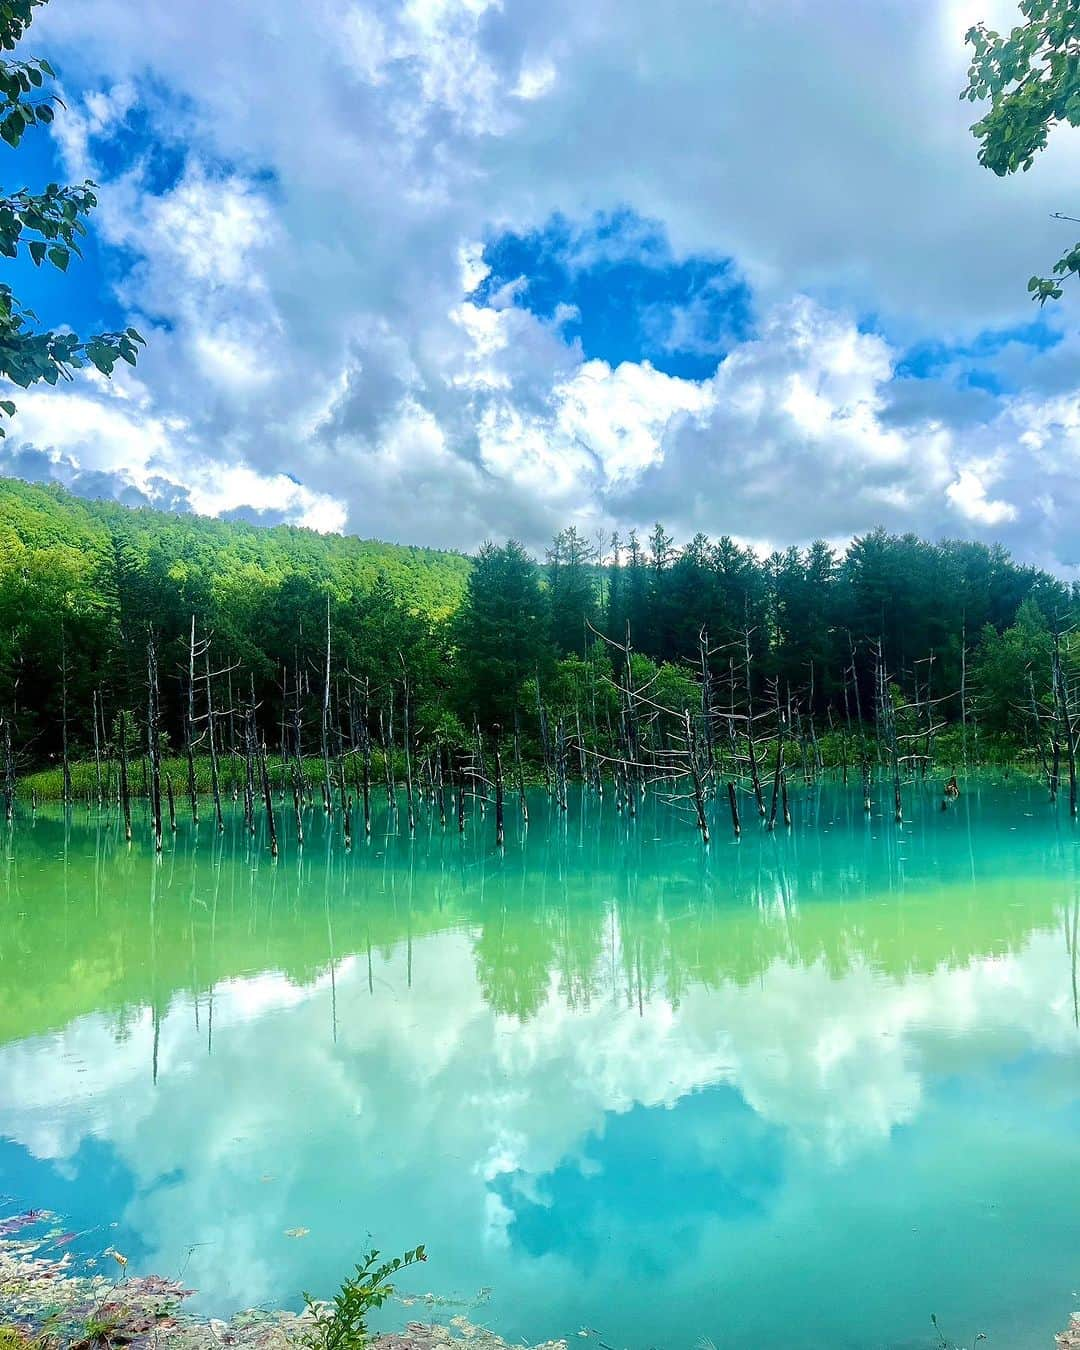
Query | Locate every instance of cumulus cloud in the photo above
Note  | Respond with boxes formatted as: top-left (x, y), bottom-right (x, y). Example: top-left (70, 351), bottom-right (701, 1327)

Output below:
top-left (5, 0), bottom-right (1080, 564)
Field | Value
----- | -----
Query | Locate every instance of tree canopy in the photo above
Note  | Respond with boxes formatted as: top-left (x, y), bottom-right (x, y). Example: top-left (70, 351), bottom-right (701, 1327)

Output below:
top-left (0, 0), bottom-right (144, 434)
top-left (962, 0), bottom-right (1080, 302)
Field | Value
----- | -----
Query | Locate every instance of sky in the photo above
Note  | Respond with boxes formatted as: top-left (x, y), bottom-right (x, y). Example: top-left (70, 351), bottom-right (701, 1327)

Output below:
top-left (6, 0), bottom-right (1080, 569)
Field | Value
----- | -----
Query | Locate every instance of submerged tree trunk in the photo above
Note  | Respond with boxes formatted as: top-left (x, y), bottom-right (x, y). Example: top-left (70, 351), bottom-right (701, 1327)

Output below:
top-left (727, 780), bottom-right (741, 838)
top-left (494, 727), bottom-right (505, 847)
top-left (321, 595), bottom-right (334, 817)
top-left (685, 711), bottom-right (710, 845)
top-left (400, 660), bottom-right (416, 834)
top-left (59, 625), bottom-right (72, 805)
top-left (1054, 632), bottom-right (1077, 818)
top-left (768, 689), bottom-right (785, 831)
top-left (147, 635), bottom-right (163, 853)
top-left (92, 688), bottom-right (103, 805)
top-left (744, 629), bottom-right (765, 818)
top-left (3, 716), bottom-right (14, 822)
top-left (118, 709), bottom-right (132, 843)
top-left (260, 736), bottom-right (279, 857)
top-left (514, 713), bottom-right (529, 826)
top-left (185, 615), bottom-right (200, 825)
top-left (204, 652), bottom-right (224, 831)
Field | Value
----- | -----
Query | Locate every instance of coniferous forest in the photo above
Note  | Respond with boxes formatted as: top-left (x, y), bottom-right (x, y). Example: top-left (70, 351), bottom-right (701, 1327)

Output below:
top-left (4, 473), bottom-right (1079, 839)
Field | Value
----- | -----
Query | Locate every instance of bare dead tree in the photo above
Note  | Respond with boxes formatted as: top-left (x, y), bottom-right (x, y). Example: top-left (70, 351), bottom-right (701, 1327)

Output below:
top-left (259, 733), bottom-right (279, 858)
top-left (91, 687), bottom-right (103, 805)
top-left (321, 594), bottom-right (334, 817)
top-left (493, 724), bottom-right (505, 847)
top-left (513, 710), bottom-right (529, 826)
top-left (59, 622), bottom-right (72, 805)
top-left (118, 708), bottom-right (132, 843)
top-left (2, 715), bottom-right (14, 821)
top-left (184, 615), bottom-right (203, 824)
top-left (204, 650), bottom-right (225, 831)
top-left (400, 655), bottom-right (416, 834)
top-left (147, 632), bottom-right (163, 853)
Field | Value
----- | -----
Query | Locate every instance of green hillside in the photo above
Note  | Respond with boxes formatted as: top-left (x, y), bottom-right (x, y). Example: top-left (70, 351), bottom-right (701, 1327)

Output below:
top-left (0, 476), bottom-right (472, 620)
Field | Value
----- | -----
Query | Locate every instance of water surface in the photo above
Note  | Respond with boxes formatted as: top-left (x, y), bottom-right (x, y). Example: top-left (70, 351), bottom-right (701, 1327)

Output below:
top-left (1, 782), bottom-right (1078, 1350)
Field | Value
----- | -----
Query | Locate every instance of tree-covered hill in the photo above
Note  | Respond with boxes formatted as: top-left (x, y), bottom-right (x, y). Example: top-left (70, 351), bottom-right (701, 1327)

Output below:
top-left (0, 476), bottom-right (472, 618)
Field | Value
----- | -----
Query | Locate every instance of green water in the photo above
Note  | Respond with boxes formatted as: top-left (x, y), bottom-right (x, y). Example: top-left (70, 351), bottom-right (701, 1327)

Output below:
top-left (1, 782), bottom-right (1078, 1350)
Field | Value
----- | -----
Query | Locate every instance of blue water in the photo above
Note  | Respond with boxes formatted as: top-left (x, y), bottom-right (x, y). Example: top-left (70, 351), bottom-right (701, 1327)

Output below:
top-left (0, 779), bottom-right (1078, 1350)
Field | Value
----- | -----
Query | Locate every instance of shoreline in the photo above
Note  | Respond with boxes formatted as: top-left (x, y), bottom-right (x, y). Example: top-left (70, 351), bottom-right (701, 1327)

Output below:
top-left (2, 1214), bottom-right (1075, 1350)
top-left (0, 1217), bottom-right (564, 1350)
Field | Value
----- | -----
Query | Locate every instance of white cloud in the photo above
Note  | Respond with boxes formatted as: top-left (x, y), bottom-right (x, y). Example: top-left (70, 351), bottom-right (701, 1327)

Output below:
top-left (0, 917), bottom-right (1076, 1333)
top-left (6, 0), bottom-right (1080, 563)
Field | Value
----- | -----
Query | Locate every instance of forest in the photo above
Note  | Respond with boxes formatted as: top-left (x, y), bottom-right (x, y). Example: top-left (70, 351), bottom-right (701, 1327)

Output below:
top-left (2, 474), bottom-right (1077, 804)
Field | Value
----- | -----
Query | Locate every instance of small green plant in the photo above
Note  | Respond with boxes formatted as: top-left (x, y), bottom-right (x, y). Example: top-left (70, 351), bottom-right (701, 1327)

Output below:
top-left (79, 1311), bottom-right (126, 1348)
top-left (298, 1247), bottom-right (427, 1350)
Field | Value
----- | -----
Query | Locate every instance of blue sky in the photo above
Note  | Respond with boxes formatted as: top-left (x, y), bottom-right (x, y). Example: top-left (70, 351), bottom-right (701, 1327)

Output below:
top-left (6, 0), bottom-right (1080, 569)
top-left (471, 209), bottom-right (753, 380)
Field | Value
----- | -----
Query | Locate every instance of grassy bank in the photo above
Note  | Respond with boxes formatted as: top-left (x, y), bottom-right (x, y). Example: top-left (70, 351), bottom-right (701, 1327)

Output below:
top-left (19, 753), bottom-right (397, 804)
top-left (17, 734), bottom-right (1038, 804)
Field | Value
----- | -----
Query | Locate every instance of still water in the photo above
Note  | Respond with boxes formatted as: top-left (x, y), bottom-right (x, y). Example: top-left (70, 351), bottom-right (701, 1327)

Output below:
top-left (1, 782), bottom-right (1078, 1350)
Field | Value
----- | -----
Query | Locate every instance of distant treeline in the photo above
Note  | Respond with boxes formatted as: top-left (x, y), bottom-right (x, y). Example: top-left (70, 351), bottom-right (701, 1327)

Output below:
top-left (0, 476), bottom-right (1074, 772)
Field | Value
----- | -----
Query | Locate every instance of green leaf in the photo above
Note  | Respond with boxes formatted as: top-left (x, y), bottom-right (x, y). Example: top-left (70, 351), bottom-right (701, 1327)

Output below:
top-left (47, 245), bottom-right (68, 271)
top-left (28, 239), bottom-right (44, 265)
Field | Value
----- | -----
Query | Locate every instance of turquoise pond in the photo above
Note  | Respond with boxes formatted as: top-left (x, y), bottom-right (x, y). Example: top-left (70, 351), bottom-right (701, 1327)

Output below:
top-left (1, 780), bottom-right (1078, 1350)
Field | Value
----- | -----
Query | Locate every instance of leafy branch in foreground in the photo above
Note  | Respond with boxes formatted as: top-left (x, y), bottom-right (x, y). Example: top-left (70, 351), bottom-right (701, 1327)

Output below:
top-left (0, 0), bottom-right (146, 433)
top-left (961, 0), bottom-right (1080, 302)
top-left (298, 1247), bottom-right (427, 1350)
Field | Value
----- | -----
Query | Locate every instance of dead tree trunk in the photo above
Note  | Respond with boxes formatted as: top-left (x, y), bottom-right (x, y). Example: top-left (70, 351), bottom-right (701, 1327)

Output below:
top-left (1054, 631), bottom-right (1077, 818)
top-left (292, 766), bottom-right (304, 846)
top-left (768, 687), bottom-right (785, 831)
top-left (204, 652), bottom-right (224, 831)
top-left (3, 716), bottom-right (14, 821)
top-left (473, 717), bottom-right (489, 809)
top-left (744, 629), bottom-right (765, 818)
top-left (494, 726), bottom-right (505, 847)
top-left (243, 690), bottom-right (256, 835)
top-left (260, 736), bottom-right (279, 857)
top-left (400, 659), bottom-right (416, 834)
top-left (535, 675), bottom-right (553, 793)
top-left (360, 681), bottom-right (372, 836)
top-left (147, 634), bottom-right (163, 853)
top-left (59, 624), bottom-right (72, 805)
top-left (514, 713), bottom-right (529, 826)
top-left (185, 615), bottom-right (201, 824)
top-left (380, 703), bottom-right (395, 814)
top-left (435, 741), bottom-right (447, 828)
top-left (321, 595), bottom-right (334, 817)
top-left (92, 688), bottom-right (103, 805)
top-left (118, 708), bottom-right (132, 843)
top-left (1030, 671), bottom-right (1054, 799)
top-left (685, 711), bottom-right (710, 845)
top-left (727, 780), bottom-right (741, 838)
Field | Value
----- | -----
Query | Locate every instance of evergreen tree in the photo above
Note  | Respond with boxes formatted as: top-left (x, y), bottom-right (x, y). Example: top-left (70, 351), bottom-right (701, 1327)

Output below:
top-left (454, 541), bottom-right (551, 724)
top-left (546, 525), bottom-right (598, 655)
